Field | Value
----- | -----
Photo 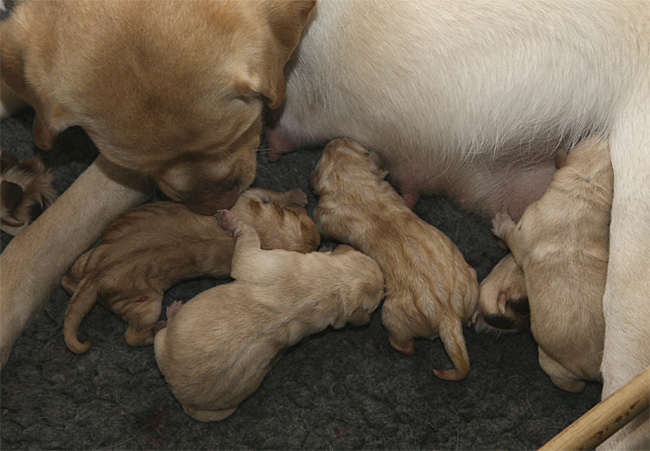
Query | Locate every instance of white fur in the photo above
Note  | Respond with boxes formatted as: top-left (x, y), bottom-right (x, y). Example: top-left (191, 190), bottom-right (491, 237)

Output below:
top-left (273, 1), bottom-right (650, 447)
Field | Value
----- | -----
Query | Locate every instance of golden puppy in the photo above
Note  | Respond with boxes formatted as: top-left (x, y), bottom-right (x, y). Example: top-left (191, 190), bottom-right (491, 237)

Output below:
top-left (310, 138), bottom-right (479, 381)
top-left (154, 209), bottom-right (384, 422)
top-left (491, 136), bottom-right (612, 393)
top-left (475, 254), bottom-right (529, 333)
top-left (62, 188), bottom-right (319, 352)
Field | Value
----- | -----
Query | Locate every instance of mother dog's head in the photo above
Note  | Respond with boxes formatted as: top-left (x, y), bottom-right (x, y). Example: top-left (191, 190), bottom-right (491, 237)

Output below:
top-left (0, 0), bottom-right (315, 214)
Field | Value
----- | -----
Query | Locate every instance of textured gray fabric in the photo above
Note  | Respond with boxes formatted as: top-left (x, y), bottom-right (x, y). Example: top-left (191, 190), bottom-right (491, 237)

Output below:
top-left (0, 107), bottom-right (601, 450)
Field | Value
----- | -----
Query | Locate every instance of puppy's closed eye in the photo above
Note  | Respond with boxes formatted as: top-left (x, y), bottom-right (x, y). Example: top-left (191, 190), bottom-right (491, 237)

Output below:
top-left (481, 313), bottom-right (518, 330)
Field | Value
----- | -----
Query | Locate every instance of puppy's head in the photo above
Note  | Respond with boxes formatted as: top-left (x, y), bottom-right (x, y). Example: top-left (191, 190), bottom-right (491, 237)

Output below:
top-left (1, 0), bottom-right (315, 214)
top-left (310, 138), bottom-right (387, 198)
top-left (239, 190), bottom-right (320, 252)
top-left (475, 255), bottom-right (530, 333)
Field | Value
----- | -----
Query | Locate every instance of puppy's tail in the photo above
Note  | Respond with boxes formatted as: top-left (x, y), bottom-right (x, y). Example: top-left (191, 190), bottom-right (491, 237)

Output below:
top-left (63, 280), bottom-right (98, 354)
top-left (434, 316), bottom-right (470, 381)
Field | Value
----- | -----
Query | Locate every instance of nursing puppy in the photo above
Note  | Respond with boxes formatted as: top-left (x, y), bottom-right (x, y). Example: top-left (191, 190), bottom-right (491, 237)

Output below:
top-left (62, 188), bottom-right (319, 352)
top-left (491, 136), bottom-right (611, 393)
top-left (1, 1), bottom-right (649, 446)
top-left (311, 138), bottom-right (479, 381)
top-left (154, 209), bottom-right (384, 422)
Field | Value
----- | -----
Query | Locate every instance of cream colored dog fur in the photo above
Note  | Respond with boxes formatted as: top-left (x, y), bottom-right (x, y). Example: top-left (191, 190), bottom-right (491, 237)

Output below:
top-left (311, 138), bottom-right (479, 381)
top-left (62, 188), bottom-right (319, 352)
top-left (154, 209), bottom-right (384, 422)
top-left (475, 253), bottom-right (529, 332)
top-left (492, 136), bottom-right (611, 393)
top-left (1, 0), bottom-right (649, 446)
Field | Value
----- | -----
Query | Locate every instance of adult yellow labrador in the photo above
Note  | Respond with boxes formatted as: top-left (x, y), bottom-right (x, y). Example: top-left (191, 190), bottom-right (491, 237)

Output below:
top-left (1, 1), bottom-right (648, 448)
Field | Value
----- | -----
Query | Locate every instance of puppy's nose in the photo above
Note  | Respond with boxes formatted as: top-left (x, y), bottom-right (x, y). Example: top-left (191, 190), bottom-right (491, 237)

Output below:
top-left (185, 185), bottom-right (240, 215)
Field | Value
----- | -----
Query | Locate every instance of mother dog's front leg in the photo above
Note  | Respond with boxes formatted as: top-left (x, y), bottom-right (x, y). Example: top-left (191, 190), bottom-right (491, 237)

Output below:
top-left (599, 95), bottom-right (650, 449)
top-left (0, 155), bottom-right (149, 369)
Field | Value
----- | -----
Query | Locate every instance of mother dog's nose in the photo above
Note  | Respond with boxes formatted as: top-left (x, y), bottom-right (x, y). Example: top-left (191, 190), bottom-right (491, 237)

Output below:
top-left (185, 185), bottom-right (240, 216)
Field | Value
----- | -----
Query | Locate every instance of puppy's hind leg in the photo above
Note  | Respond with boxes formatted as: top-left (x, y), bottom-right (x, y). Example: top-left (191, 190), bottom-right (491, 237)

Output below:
top-left (538, 347), bottom-right (585, 393)
top-left (434, 316), bottom-right (471, 381)
top-left (183, 404), bottom-right (237, 422)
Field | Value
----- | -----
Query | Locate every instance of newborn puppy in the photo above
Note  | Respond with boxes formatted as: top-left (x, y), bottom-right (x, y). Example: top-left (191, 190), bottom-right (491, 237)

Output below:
top-left (154, 209), bottom-right (383, 422)
top-left (475, 253), bottom-right (529, 333)
top-left (0, 151), bottom-right (57, 235)
top-left (62, 188), bottom-right (319, 352)
top-left (491, 136), bottom-right (611, 392)
top-left (311, 138), bottom-right (479, 381)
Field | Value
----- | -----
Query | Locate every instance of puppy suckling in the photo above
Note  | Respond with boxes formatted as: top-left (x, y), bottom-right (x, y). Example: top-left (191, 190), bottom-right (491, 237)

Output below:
top-left (491, 136), bottom-right (612, 393)
top-left (154, 209), bottom-right (384, 422)
top-left (62, 188), bottom-right (319, 353)
top-left (310, 138), bottom-right (479, 381)
top-left (0, 151), bottom-right (57, 235)
top-left (475, 253), bottom-right (529, 333)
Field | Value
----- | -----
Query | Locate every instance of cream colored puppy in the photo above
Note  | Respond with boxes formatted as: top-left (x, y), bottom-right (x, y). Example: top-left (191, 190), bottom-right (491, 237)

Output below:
top-left (491, 136), bottom-right (612, 393)
top-left (62, 188), bottom-right (319, 352)
top-left (154, 209), bottom-right (384, 422)
top-left (311, 138), bottom-right (479, 381)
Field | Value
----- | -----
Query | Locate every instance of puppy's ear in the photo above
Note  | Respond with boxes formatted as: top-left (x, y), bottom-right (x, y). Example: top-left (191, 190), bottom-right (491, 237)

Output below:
top-left (256, 0), bottom-right (316, 108)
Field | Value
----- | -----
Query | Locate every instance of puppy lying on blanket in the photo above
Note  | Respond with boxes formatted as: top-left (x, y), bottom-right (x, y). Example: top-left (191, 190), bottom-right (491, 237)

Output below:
top-left (310, 138), bottom-right (479, 381)
top-left (154, 209), bottom-right (384, 422)
top-left (491, 136), bottom-right (611, 392)
top-left (62, 188), bottom-right (319, 352)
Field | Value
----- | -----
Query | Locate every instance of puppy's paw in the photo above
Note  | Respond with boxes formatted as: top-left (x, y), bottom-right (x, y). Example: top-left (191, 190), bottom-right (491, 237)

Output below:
top-left (491, 212), bottom-right (513, 239)
top-left (166, 300), bottom-right (184, 319)
top-left (388, 336), bottom-right (415, 356)
top-left (154, 320), bottom-right (168, 333)
top-left (264, 129), bottom-right (295, 162)
top-left (287, 188), bottom-right (308, 207)
top-left (215, 209), bottom-right (241, 237)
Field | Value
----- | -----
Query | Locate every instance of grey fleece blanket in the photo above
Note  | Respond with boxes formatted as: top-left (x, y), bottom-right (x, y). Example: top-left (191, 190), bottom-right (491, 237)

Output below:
top-left (0, 102), bottom-right (602, 449)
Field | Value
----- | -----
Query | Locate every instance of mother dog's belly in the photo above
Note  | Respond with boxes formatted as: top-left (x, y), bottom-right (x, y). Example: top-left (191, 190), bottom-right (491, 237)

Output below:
top-left (268, 122), bottom-right (557, 219)
top-left (266, 0), bottom-right (639, 218)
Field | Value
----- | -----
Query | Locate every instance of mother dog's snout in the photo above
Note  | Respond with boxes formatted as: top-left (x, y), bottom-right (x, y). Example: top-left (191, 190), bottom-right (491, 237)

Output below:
top-left (184, 184), bottom-right (240, 216)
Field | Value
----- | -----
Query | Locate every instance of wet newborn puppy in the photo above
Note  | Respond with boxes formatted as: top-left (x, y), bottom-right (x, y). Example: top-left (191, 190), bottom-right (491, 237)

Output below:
top-left (62, 188), bottom-right (319, 352)
top-left (491, 136), bottom-right (611, 392)
top-left (154, 209), bottom-right (383, 422)
top-left (475, 253), bottom-right (529, 333)
top-left (311, 138), bottom-right (479, 381)
top-left (0, 152), bottom-right (57, 235)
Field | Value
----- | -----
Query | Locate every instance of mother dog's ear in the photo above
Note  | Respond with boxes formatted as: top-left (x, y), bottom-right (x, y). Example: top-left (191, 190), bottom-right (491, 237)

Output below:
top-left (255, 0), bottom-right (316, 109)
top-left (0, 18), bottom-right (69, 150)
